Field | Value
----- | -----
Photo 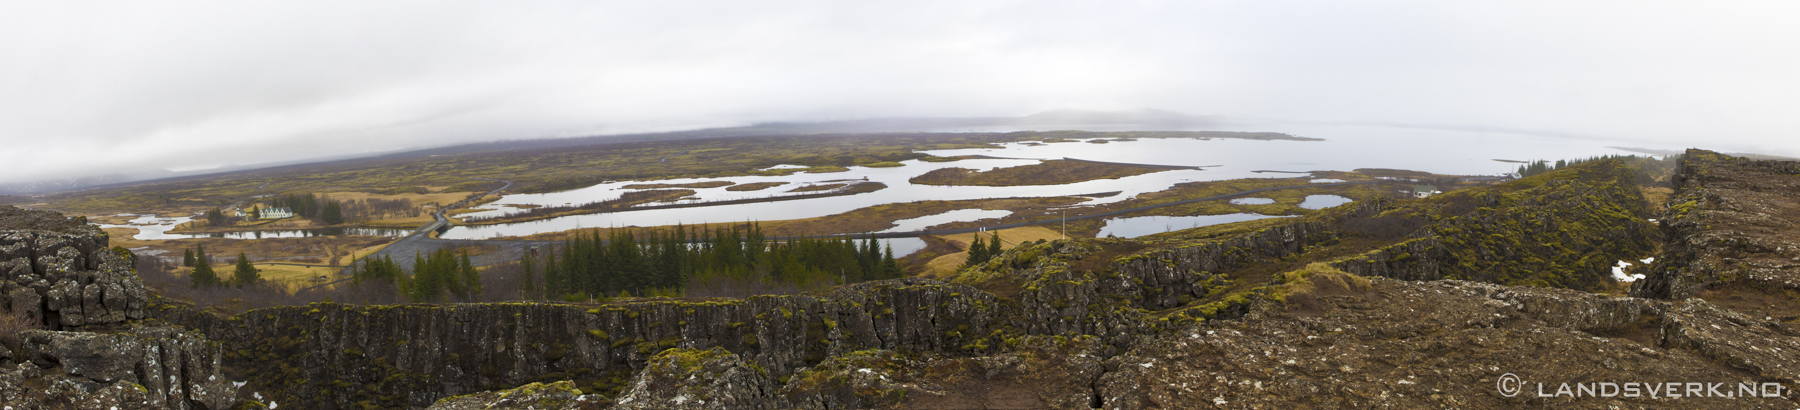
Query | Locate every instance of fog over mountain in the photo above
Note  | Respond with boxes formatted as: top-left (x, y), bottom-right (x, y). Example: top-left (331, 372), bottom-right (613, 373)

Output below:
top-left (3, 1), bottom-right (1799, 187)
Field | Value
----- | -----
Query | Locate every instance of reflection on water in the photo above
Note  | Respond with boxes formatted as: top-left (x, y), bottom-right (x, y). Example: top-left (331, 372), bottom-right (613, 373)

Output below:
top-left (1228, 198), bottom-right (1275, 205)
top-left (1098, 213), bottom-right (1298, 238)
top-left (444, 123), bottom-right (1671, 240)
top-left (880, 209), bottom-right (1013, 233)
top-left (1298, 195), bottom-right (1353, 210)
top-left (100, 214), bottom-right (407, 240)
top-left (876, 237), bottom-right (927, 257)
top-left (1310, 178), bottom-right (1347, 183)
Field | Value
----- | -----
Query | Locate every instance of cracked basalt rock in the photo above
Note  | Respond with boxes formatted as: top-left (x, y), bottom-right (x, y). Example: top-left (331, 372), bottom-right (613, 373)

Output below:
top-left (0, 205), bottom-right (149, 330)
top-left (611, 347), bottom-right (784, 410)
top-left (2, 327), bottom-right (237, 410)
top-left (1633, 150), bottom-right (1800, 318)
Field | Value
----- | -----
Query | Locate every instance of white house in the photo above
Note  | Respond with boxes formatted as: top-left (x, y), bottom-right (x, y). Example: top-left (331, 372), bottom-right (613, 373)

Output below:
top-left (260, 207), bottom-right (294, 219)
top-left (1412, 185), bottom-right (1440, 198)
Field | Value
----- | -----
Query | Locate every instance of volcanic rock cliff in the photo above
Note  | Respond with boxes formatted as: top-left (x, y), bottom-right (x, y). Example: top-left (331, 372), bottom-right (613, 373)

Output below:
top-left (2, 150), bottom-right (1798, 409)
top-left (0, 206), bottom-right (235, 409)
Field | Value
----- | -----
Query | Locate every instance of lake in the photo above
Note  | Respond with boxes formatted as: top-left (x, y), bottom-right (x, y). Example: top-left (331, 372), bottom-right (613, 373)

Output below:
top-left (431, 122), bottom-right (1678, 240)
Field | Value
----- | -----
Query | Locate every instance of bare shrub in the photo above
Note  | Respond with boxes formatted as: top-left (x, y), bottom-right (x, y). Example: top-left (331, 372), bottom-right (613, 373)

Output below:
top-left (0, 307), bottom-right (40, 349)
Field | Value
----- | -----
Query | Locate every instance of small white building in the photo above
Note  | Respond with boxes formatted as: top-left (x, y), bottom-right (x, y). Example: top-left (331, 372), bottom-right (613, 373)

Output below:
top-left (1412, 185), bottom-right (1440, 198)
top-left (259, 207), bottom-right (294, 219)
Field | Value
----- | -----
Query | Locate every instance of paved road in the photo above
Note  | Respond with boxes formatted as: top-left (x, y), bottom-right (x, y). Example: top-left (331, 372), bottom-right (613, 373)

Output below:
top-left (345, 179), bottom-right (517, 273)
top-left (350, 180), bottom-right (1397, 273)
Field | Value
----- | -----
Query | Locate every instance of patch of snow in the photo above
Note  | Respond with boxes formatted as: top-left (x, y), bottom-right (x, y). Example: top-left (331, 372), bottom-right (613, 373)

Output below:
top-left (1612, 260), bottom-right (1647, 282)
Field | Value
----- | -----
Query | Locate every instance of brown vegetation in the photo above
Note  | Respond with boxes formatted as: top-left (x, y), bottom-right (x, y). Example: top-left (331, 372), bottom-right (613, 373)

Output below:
top-left (461, 189), bottom-right (696, 223)
top-left (136, 244), bottom-right (527, 314)
top-left (725, 182), bottom-right (788, 191)
top-left (787, 183), bottom-right (846, 193)
top-left (105, 227), bottom-right (393, 267)
top-left (909, 159), bottom-right (1189, 187)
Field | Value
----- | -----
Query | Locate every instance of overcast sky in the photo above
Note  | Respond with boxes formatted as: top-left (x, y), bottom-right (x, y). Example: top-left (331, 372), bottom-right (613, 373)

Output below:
top-left (3, 1), bottom-right (1798, 184)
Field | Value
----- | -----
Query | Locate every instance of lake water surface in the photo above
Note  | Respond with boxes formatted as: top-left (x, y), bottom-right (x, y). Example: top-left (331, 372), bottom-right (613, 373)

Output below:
top-left (429, 122), bottom-right (1678, 240)
top-left (101, 214), bottom-right (408, 240)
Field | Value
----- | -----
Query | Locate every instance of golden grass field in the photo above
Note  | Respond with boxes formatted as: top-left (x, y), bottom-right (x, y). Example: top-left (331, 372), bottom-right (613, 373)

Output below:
top-left (323, 190), bottom-right (477, 210)
top-left (920, 226), bottom-right (1063, 278)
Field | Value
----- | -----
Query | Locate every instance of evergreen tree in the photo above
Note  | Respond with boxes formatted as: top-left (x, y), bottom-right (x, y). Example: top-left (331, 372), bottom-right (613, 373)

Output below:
top-left (205, 209), bottom-right (227, 226)
top-left (964, 235), bottom-right (988, 269)
top-left (987, 232), bottom-right (1003, 260)
top-left (882, 243), bottom-right (902, 279)
top-left (190, 245), bottom-right (218, 288)
top-left (321, 200), bottom-right (345, 225)
top-left (520, 252), bottom-right (538, 300)
top-left (233, 252), bottom-right (259, 287)
top-left (459, 251), bottom-right (481, 301)
top-left (352, 255), bottom-right (403, 284)
top-left (543, 247), bottom-right (563, 299)
top-left (182, 248), bottom-right (195, 267)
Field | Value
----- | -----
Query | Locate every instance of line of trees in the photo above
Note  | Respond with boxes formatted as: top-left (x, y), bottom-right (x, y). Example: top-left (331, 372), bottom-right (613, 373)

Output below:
top-left (516, 224), bottom-right (902, 301)
top-left (1517, 154), bottom-right (1648, 178)
top-left (348, 249), bottom-right (483, 303)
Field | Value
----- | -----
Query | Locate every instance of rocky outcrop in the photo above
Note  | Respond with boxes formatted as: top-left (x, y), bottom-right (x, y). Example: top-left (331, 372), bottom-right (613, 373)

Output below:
top-left (779, 335), bottom-right (1107, 410)
top-left (1632, 150), bottom-right (1800, 312)
top-left (612, 347), bottom-right (783, 410)
top-left (0, 206), bottom-right (237, 409)
top-left (1332, 160), bottom-right (1659, 290)
top-left (1096, 278), bottom-right (1797, 408)
top-left (428, 381), bottom-right (608, 410)
top-left (0, 206), bottom-right (150, 330)
top-left (0, 326), bottom-right (237, 409)
top-left (147, 277), bottom-right (1011, 409)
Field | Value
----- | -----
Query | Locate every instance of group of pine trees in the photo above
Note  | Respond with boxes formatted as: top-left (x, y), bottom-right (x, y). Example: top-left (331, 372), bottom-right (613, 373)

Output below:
top-left (349, 249), bottom-right (483, 303)
top-left (517, 224), bottom-right (903, 301)
top-left (962, 232), bottom-right (1006, 269)
top-left (1516, 154), bottom-right (1648, 178)
top-left (183, 245), bottom-right (260, 288)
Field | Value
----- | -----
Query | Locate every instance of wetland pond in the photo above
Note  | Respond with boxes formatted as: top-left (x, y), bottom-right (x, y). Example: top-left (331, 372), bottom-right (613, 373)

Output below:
top-left (435, 122), bottom-right (1677, 240)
